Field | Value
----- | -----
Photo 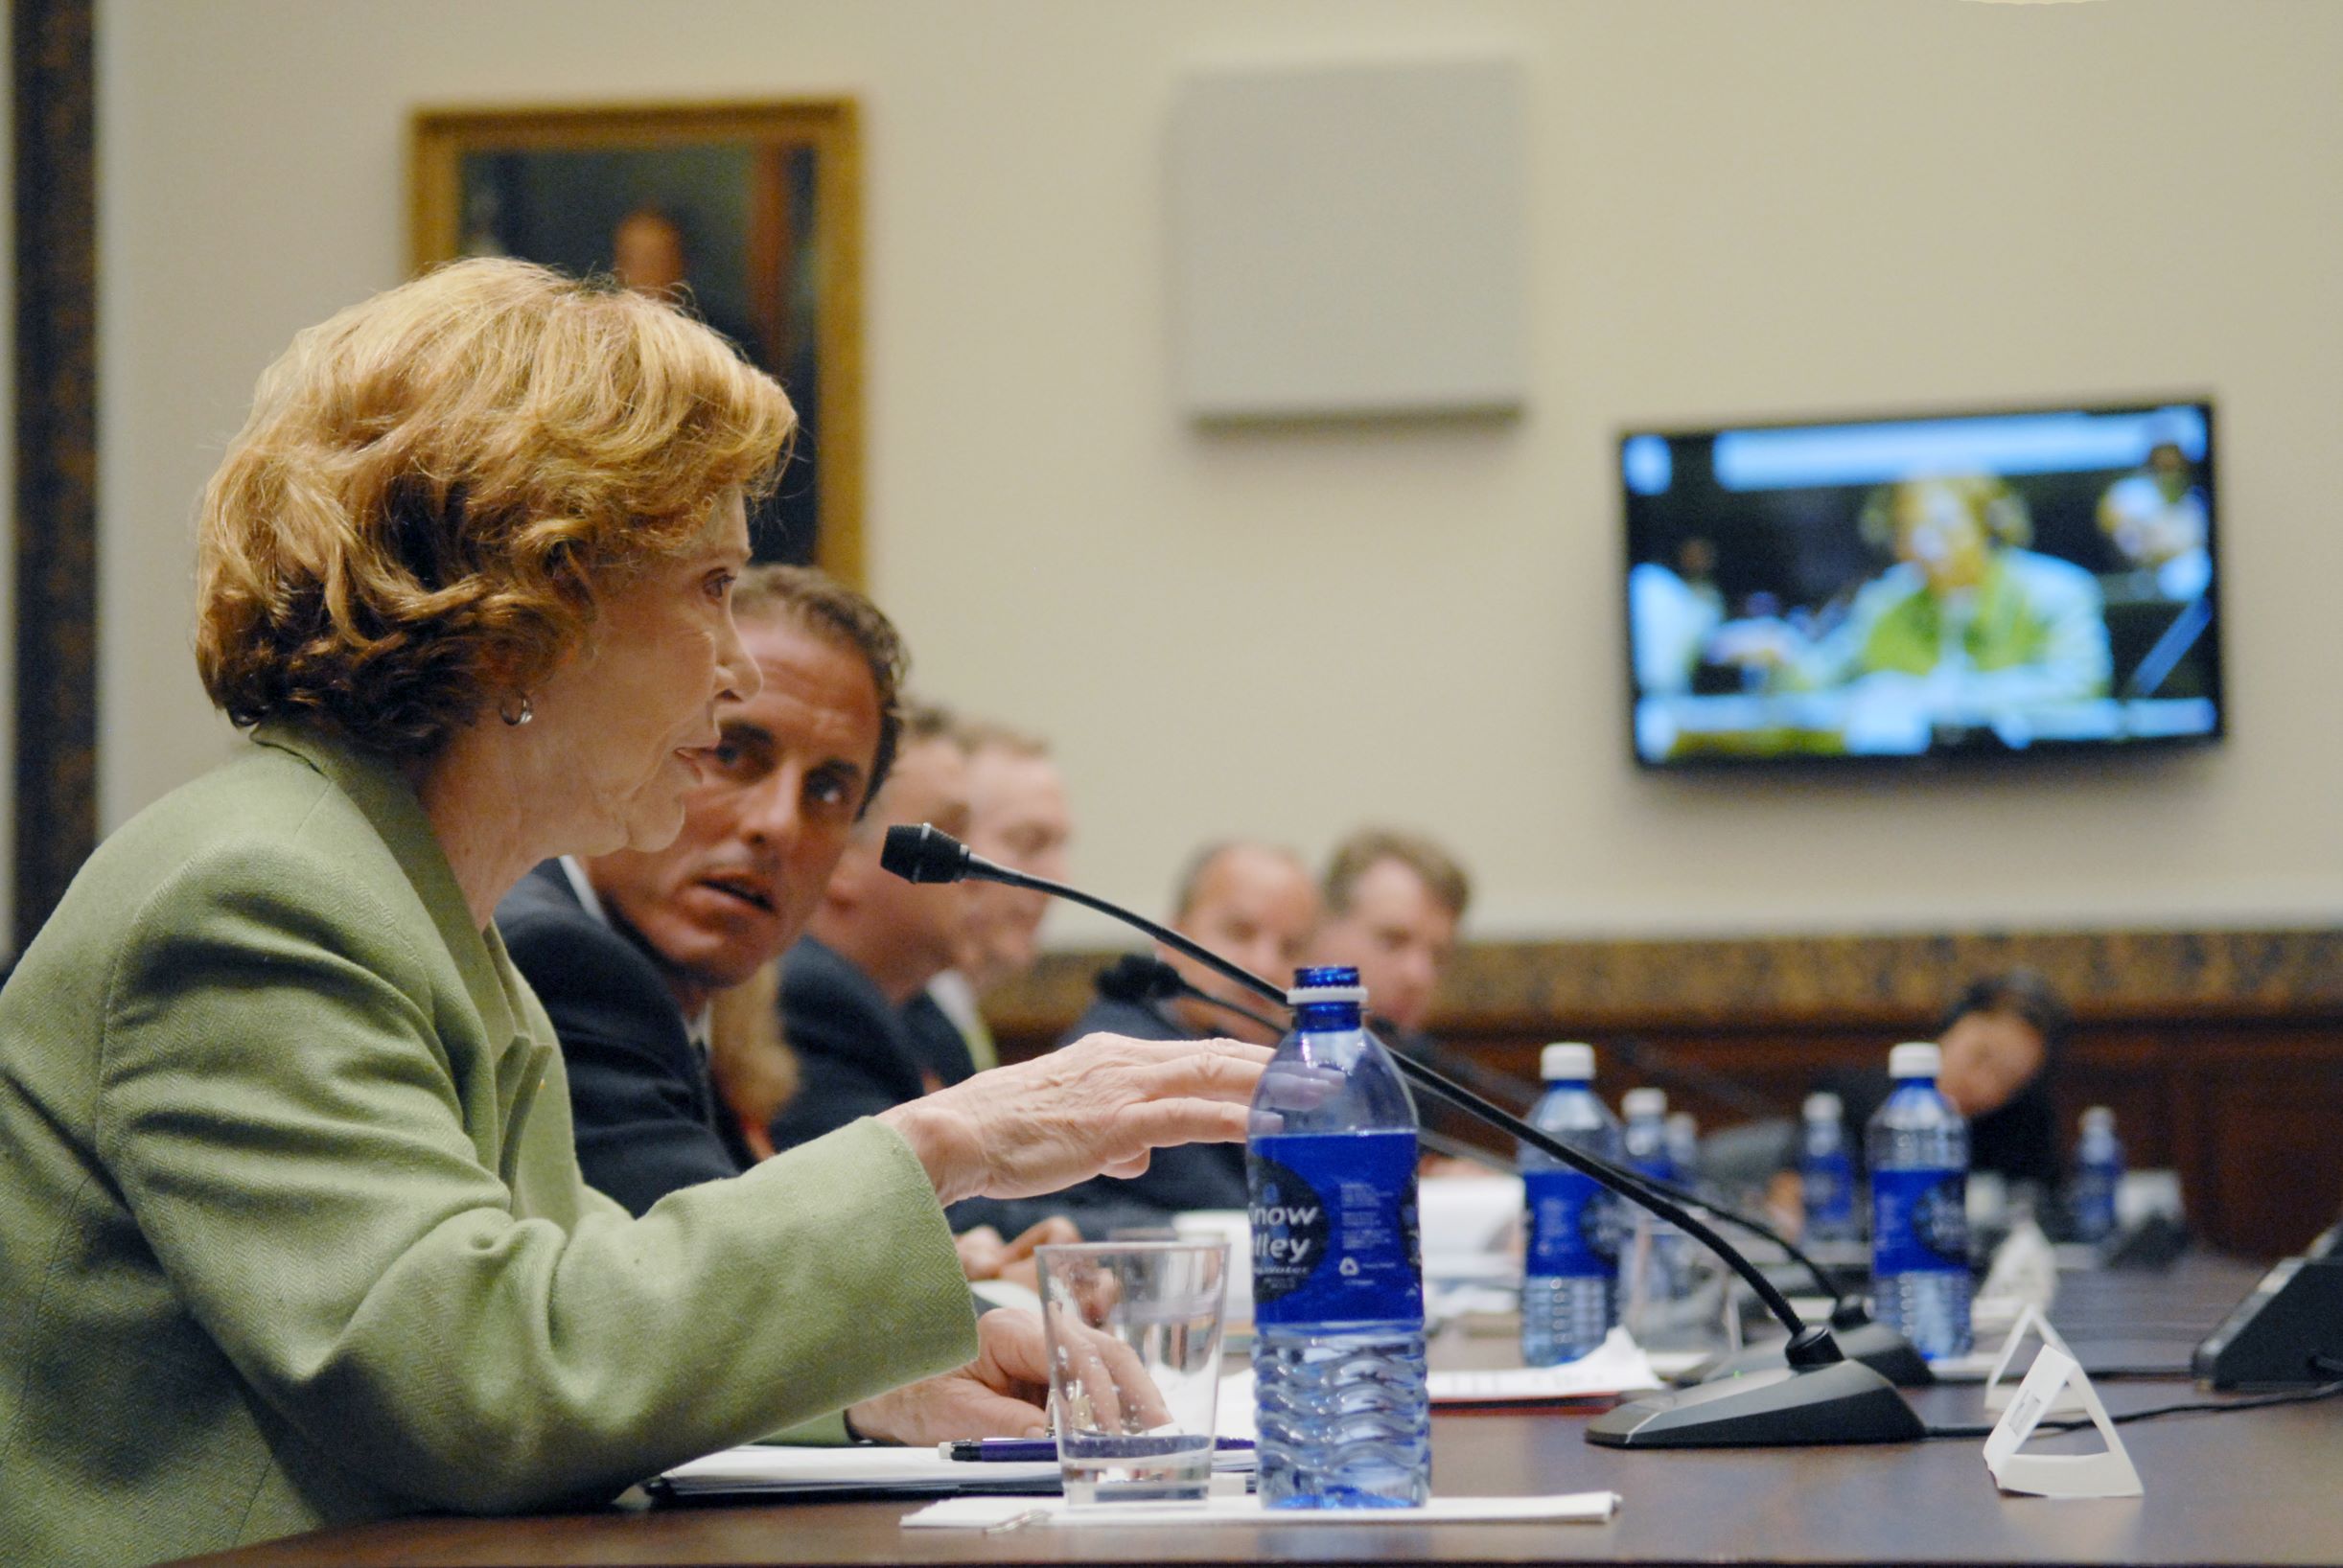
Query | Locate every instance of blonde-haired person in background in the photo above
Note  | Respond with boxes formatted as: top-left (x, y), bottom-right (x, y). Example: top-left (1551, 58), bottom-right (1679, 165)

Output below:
top-left (0, 259), bottom-right (1265, 1568)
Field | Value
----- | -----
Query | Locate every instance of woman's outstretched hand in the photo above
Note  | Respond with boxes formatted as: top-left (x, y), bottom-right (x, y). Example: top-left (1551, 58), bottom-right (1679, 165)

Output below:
top-left (878, 1034), bottom-right (1269, 1207)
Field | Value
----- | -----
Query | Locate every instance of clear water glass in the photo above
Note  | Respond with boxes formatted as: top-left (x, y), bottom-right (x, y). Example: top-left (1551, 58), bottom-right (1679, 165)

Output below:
top-left (1034, 1240), bottom-right (1228, 1506)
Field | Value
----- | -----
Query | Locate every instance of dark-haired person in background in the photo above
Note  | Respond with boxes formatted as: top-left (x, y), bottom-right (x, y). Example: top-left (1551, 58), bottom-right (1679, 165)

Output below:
top-left (1854, 970), bottom-right (2066, 1192)
top-left (1771, 970), bottom-right (2069, 1232)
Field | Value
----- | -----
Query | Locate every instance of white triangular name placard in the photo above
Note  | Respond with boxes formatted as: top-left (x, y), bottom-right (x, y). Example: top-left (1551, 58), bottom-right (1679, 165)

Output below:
top-left (1982, 1303), bottom-right (2086, 1415)
top-left (1982, 1345), bottom-right (2143, 1498)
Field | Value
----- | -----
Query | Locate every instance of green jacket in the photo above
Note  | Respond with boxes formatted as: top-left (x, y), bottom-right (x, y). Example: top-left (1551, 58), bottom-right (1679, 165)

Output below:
top-left (0, 726), bottom-right (977, 1567)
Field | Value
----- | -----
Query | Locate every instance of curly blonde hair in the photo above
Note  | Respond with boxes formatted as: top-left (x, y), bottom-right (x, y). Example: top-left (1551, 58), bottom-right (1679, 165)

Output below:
top-left (196, 256), bottom-right (795, 756)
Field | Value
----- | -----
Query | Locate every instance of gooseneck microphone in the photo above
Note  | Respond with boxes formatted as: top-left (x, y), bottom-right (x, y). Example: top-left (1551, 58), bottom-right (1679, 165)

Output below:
top-left (883, 823), bottom-right (1926, 1447)
top-left (1090, 951), bottom-right (1927, 1387)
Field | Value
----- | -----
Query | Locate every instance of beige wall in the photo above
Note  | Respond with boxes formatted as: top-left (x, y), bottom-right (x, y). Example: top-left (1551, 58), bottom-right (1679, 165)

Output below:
top-left (94, 0), bottom-right (2343, 948)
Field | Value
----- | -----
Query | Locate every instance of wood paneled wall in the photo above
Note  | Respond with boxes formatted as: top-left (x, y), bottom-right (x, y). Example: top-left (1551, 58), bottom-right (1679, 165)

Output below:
top-left (986, 927), bottom-right (2343, 1261)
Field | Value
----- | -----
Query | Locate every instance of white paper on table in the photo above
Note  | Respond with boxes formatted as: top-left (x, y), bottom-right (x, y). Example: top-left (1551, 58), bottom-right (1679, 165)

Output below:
top-left (1982, 1303), bottom-right (2087, 1415)
top-left (903, 1490), bottom-right (1622, 1530)
top-left (1427, 1326), bottom-right (1662, 1405)
top-left (1982, 1345), bottom-right (2144, 1499)
top-left (657, 1444), bottom-right (1056, 1497)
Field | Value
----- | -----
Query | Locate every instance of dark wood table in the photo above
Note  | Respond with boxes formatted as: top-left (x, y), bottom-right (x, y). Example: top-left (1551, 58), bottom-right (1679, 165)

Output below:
top-left (174, 1258), bottom-right (2343, 1567)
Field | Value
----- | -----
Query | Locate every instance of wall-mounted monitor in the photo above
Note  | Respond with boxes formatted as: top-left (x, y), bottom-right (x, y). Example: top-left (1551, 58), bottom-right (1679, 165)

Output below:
top-left (1620, 399), bottom-right (2221, 769)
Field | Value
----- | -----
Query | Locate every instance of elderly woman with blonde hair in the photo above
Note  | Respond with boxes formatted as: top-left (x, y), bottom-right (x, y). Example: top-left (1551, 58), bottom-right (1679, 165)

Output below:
top-left (0, 259), bottom-right (1264, 1568)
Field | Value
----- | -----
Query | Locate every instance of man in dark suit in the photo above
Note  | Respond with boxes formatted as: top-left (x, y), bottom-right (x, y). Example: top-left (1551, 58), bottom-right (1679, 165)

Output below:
top-left (768, 708), bottom-right (974, 1152)
top-left (498, 565), bottom-right (903, 1215)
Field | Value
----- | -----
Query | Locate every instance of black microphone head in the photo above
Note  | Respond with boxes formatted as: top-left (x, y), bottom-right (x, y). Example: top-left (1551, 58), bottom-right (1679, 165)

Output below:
top-left (1095, 954), bottom-right (1183, 1004)
top-left (881, 823), bottom-right (972, 885)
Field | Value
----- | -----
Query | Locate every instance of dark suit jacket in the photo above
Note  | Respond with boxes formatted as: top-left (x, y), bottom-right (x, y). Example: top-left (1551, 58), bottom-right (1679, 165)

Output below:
top-left (902, 989), bottom-right (980, 1089)
top-left (497, 861), bottom-right (753, 1216)
top-left (768, 936), bottom-right (933, 1154)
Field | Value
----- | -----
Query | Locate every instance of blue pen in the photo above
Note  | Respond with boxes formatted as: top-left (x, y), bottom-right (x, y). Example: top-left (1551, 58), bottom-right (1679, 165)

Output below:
top-left (940, 1438), bottom-right (1254, 1463)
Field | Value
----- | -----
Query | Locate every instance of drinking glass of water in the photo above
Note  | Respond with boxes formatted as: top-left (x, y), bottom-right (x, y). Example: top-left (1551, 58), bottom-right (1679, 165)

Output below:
top-left (1034, 1240), bottom-right (1229, 1506)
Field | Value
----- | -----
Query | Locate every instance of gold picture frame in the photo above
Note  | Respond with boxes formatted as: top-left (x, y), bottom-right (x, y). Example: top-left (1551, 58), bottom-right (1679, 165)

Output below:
top-left (411, 100), bottom-right (864, 585)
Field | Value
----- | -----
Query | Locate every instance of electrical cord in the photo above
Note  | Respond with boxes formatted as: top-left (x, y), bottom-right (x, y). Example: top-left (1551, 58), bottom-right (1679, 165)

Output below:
top-left (1923, 1360), bottom-right (2343, 1440)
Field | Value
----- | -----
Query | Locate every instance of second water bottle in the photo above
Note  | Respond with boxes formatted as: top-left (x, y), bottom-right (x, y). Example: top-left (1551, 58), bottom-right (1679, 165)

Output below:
top-left (1519, 1042), bottom-right (1622, 1365)
top-left (1867, 1042), bottom-right (1972, 1359)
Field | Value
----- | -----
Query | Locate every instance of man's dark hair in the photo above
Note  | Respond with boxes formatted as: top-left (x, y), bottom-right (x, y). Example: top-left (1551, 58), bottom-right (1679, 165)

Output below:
top-left (732, 565), bottom-right (907, 814)
top-left (1937, 968), bottom-right (2071, 1060)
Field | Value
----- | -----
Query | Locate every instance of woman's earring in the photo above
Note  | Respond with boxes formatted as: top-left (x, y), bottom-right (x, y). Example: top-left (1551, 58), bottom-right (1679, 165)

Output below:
top-left (499, 694), bottom-right (535, 727)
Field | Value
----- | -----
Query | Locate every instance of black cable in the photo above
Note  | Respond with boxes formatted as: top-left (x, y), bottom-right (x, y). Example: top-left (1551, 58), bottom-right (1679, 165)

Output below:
top-left (1923, 1376), bottom-right (2343, 1441)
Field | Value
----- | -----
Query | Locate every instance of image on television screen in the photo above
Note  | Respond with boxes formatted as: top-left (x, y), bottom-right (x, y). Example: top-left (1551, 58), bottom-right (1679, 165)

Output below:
top-left (1620, 400), bottom-right (2221, 768)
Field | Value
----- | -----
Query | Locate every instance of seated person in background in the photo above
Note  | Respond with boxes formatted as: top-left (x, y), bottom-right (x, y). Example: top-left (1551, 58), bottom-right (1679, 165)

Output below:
top-left (768, 704), bottom-right (974, 1151)
top-left (1772, 969), bottom-right (2069, 1229)
top-left (903, 718), bottom-right (1075, 1087)
top-left (1311, 828), bottom-right (1512, 1164)
top-left (1933, 969), bottom-right (2067, 1190)
top-left (1312, 826), bottom-right (1469, 1051)
top-left (960, 841), bottom-right (1320, 1237)
top-left (500, 565), bottom-right (899, 1217)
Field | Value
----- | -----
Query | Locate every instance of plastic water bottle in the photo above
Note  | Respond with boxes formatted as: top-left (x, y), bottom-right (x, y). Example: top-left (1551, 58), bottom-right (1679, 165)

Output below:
top-left (1799, 1092), bottom-right (1858, 1245)
top-left (2070, 1106), bottom-right (2124, 1244)
top-left (1621, 1088), bottom-right (1677, 1184)
top-left (1666, 1112), bottom-right (1702, 1195)
top-left (1867, 1042), bottom-right (1972, 1359)
top-left (1248, 965), bottom-right (1429, 1508)
top-left (1519, 1043), bottom-right (1623, 1365)
top-left (1620, 1088), bottom-right (1684, 1305)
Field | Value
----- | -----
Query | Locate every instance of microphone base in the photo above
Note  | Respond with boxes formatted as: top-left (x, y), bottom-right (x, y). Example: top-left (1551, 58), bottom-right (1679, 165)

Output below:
top-left (1588, 1359), bottom-right (1925, 1448)
top-left (1684, 1321), bottom-right (1937, 1388)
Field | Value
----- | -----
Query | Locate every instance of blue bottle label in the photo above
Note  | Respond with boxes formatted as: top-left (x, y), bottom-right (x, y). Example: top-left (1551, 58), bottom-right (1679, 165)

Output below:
top-left (1523, 1170), bottom-right (1619, 1277)
top-left (1871, 1166), bottom-right (1968, 1275)
top-left (1248, 1130), bottom-right (1423, 1327)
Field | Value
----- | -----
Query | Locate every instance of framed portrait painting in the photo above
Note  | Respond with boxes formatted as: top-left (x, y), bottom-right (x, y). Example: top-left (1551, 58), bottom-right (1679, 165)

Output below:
top-left (411, 100), bottom-right (863, 583)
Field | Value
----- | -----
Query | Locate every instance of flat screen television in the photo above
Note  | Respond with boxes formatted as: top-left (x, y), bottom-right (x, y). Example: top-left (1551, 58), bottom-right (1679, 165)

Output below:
top-left (1620, 399), bottom-right (2221, 769)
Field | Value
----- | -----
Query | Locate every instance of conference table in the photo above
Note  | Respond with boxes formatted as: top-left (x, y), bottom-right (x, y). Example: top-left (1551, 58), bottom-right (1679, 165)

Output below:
top-left (175, 1257), bottom-right (2343, 1567)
